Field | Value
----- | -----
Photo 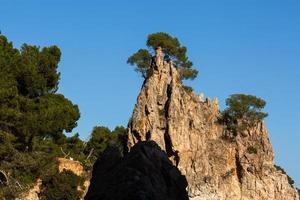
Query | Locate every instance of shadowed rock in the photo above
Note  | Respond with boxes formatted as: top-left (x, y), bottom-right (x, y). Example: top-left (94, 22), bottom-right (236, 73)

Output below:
top-left (85, 141), bottom-right (188, 200)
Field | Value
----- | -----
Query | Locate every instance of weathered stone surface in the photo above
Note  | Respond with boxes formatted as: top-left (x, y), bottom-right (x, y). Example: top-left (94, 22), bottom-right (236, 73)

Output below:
top-left (127, 48), bottom-right (299, 200)
top-left (85, 141), bottom-right (189, 200)
top-left (56, 157), bottom-right (84, 176)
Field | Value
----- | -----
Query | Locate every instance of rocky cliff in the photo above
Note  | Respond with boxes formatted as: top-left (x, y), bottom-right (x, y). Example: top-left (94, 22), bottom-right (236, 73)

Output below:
top-left (127, 48), bottom-right (299, 200)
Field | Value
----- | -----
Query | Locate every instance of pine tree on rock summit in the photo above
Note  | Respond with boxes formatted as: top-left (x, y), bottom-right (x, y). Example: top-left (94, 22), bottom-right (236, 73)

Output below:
top-left (127, 32), bottom-right (198, 80)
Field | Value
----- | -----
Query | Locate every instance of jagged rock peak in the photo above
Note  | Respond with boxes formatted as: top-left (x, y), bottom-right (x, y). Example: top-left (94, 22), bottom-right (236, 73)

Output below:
top-left (127, 50), bottom-right (299, 200)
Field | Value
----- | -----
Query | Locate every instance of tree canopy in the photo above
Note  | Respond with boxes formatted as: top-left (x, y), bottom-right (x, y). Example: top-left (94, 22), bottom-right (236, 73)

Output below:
top-left (222, 94), bottom-right (268, 136)
top-left (0, 33), bottom-right (130, 198)
top-left (0, 34), bottom-right (80, 150)
top-left (127, 32), bottom-right (198, 80)
top-left (85, 126), bottom-right (127, 162)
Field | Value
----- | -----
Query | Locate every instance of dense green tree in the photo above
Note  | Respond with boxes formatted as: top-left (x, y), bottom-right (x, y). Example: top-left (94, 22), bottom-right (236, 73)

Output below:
top-left (0, 131), bottom-right (16, 160)
top-left (111, 126), bottom-right (127, 153)
top-left (223, 94), bottom-right (268, 122)
top-left (85, 126), bottom-right (127, 162)
top-left (0, 33), bottom-right (127, 198)
top-left (0, 34), bottom-right (80, 150)
top-left (16, 44), bottom-right (61, 97)
top-left (85, 126), bottom-right (111, 158)
top-left (127, 49), bottom-right (152, 78)
top-left (127, 32), bottom-right (198, 80)
top-left (221, 94), bottom-right (268, 136)
top-left (39, 169), bottom-right (84, 200)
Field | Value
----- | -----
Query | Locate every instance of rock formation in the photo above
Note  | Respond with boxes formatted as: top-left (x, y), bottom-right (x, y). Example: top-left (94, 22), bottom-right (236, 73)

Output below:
top-left (85, 141), bottom-right (189, 200)
top-left (126, 48), bottom-right (299, 200)
top-left (56, 157), bottom-right (85, 176)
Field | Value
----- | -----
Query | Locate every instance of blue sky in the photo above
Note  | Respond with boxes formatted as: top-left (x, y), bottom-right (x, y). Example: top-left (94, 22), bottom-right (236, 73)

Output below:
top-left (1, 0), bottom-right (299, 187)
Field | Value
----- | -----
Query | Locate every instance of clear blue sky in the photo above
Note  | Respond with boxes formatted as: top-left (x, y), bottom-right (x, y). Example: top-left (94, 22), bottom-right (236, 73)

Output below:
top-left (1, 0), bottom-right (299, 187)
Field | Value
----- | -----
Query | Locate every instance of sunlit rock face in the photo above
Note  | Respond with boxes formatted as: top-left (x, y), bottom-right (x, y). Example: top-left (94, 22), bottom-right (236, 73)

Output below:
top-left (127, 48), bottom-right (299, 200)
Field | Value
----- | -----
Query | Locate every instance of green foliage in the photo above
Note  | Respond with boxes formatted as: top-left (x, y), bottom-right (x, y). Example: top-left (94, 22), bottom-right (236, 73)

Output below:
top-left (224, 94), bottom-right (268, 122)
top-left (0, 134), bottom-right (89, 198)
top-left (246, 146), bottom-right (257, 154)
top-left (110, 126), bottom-right (128, 153)
top-left (0, 33), bottom-right (129, 198)
top-left (0, 33), bottom-right (80, 151)
top-left (0, 33), bottom-right (82, 198)
top-left (39, 169), bottom-right (84, 200)
top-left (0, 131), bottom-right (16, 160)
top-left (33, 133), bottom-right (86, 164)
top-left (182, 85), bottom-right (193, 93)
top-left (0, 151), bottom-right (52, 198)
top-left (127, 32), bottom-right (198, 80)
top-left (127, 49), bottom-right (152, 78)
top-left (85, 126), bottom-right (127, 163)
top-left (85, 126), bottom-right (111, 158)
top-left (17, 44), bottom-right (61, 97)
top-left (221, 94), bottom-right (268, 137)
top-left (274, 165), bottom-right (295, 187)
top-left (0, 186), bottom-right (23, 199)
top-left (1, 151), bottom-right (55, 185)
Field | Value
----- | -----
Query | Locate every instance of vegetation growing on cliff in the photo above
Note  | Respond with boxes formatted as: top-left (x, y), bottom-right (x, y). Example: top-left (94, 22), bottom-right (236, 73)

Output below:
top-left (0, 32), bottom-right (298, 199)
top-left (274, 165), bottom-right (295, 187)
top-left (221, 94), bottom-right (268, 137)
top-left (127, 32), bottom-right (198, 80)
top-left (40, 169), bottom-right (84, 200)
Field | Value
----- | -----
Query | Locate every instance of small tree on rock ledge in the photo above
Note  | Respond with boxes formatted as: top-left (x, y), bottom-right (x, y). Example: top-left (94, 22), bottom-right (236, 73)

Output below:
top-left (221, 94), bottom-right (268, 136)
top-left (127, 32), bottom-right (198, 80)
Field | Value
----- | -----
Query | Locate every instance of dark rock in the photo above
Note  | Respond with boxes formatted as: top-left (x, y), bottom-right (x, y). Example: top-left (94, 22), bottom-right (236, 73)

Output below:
top-left (85, 141), bottom-right (188, 200)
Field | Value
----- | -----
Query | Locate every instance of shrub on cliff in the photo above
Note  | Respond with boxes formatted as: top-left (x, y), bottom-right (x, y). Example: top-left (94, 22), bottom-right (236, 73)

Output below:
top-left (127, 32), bottom-right (198, 80)
top-left (39, 169), bottom-right (84, 200)
top-left (221, 94), bottom-right (268, 136)
top-left (274, 165), bottom-right (295, 187)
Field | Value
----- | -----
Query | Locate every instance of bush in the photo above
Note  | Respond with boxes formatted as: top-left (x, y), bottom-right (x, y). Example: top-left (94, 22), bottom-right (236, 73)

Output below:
top-left (39, 169), bottom-right (84, 200)
top-left (247, 146), bottom-right (257, 154)
top-left (0, 131), bottom-right (16, 160)
top-left (274, 165), bottom-right (295, 186)
top-left (182, 85), bottom-right (193, 93)
top-left (0, 150), bottom-right (52, 198)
